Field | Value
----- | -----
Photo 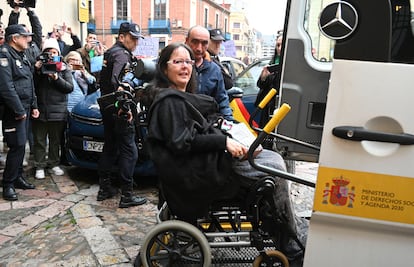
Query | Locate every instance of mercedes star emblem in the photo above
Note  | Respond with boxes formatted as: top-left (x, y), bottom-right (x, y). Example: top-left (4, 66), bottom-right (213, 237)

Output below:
top-left (318, 1), bottom-right (358, 40)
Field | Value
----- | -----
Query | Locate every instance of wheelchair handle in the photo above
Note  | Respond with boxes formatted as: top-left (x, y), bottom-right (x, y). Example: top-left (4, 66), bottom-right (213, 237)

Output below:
top-left (248, 103), bottom-right (316, 188)
top-left (258, 88), bottom-right (277, 109)
top-left (263, 103), bottom-right (290, 133)
top-left (248, 88), bottom-right (278, 130)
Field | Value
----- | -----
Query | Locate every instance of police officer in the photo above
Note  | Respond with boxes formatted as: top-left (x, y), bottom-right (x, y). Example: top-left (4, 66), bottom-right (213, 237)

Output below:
top-left (0, 24), bottom-right (39, 201)
top-left (207, 28), bottom-right (234, 90)
top-left (97, 22), bottom-right (147, 208)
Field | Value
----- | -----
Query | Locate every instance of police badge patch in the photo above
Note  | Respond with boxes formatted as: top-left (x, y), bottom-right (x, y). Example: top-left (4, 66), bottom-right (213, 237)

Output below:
top-left (0, 58), bottom-right (8, 67)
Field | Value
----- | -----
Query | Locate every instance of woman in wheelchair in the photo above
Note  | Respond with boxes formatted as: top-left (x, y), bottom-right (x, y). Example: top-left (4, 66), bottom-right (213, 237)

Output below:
top-left (143, 42), bottom-right (308, 264)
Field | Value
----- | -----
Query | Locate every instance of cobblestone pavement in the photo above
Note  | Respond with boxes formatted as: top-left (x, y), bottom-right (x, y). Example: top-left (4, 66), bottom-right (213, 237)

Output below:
top-left (0, 153), bottom-right (317, 266)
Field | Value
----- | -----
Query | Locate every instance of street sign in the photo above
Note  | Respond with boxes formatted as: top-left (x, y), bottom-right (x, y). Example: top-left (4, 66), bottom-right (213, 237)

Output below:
top-left (78, 0), bottom-right (89, 23)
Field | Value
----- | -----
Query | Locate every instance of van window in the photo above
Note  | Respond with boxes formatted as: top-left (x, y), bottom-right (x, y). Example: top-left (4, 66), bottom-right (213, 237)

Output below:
top-left (304, 0), bottom-right (336, 62)
top-left (305, 0), bottom-right (414, 63)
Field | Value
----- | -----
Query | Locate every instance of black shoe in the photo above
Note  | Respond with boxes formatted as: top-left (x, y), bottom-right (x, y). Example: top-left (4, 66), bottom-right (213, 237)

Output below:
top-left (119, 195), bottom-right (147, 208)
top-left (15, 176), bottom-right (36, 190)
top-left (97, 187), bottom-right (118, 201)
top-left (3, 187), bottom-right (18, 201)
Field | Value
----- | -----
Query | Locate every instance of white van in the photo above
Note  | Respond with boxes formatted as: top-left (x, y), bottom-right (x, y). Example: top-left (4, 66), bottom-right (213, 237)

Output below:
top-left (276, 0), bottom-right (414, 266)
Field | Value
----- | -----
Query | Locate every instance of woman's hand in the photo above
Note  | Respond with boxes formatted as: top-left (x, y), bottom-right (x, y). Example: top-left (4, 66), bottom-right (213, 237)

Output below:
top-left (226, 137), bottom-right (248, 158)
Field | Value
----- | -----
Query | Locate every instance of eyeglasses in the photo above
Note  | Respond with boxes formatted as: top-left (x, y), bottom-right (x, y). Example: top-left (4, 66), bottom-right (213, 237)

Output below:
top-left (167, 59), bottom-right (195, 66)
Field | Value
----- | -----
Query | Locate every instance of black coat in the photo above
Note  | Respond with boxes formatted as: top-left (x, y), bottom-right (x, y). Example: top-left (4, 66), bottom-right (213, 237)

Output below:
top-left (147, 89), bottom-right (239, 221)
top-left (33, 65), bottom-right (73, 122)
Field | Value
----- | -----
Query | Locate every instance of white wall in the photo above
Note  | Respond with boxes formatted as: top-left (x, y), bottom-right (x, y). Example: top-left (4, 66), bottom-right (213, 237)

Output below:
top-left (0, 0), bottom-right (87, 45)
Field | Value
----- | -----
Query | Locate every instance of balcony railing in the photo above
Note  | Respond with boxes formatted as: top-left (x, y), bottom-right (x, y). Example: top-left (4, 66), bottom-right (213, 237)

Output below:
top-left (148, 19), bottom-right (171, 35)
top-left (87, 22), bottom-right (96, 32)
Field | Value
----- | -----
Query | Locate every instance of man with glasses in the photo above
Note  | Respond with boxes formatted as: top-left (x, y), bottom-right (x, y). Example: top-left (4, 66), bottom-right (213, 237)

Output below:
top-left (185, 25), bottom-right (234, 121)
top-left (0, 24), bottom-right (39, 200)
top-left (97, 22), bottom-right (147, 208)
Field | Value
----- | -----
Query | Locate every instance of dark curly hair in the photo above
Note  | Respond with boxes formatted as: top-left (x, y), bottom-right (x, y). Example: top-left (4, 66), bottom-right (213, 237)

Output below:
top-left (142, 42), bottom-right (197, 107)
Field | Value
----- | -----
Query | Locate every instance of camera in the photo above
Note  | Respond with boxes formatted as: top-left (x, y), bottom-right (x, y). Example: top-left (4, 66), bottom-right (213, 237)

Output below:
top-left (36, 52), bottom-right (63, 74)
top-left (98, 58), bottom-right (157, 120)
top-left (117, 58), bottom-right (157, 92)
top-left (71, 64), bottom-right (84, 71)
top-left (7, 0), bottom-right (36, 8)
top-left (134, 58), bottom-right (156, 82)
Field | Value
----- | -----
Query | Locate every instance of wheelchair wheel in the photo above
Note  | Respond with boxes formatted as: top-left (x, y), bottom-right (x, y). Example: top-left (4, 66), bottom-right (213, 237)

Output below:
top-left (140, 220), bottom-right (211, 266)
top-left (252, 250), bottom-right (290, 267)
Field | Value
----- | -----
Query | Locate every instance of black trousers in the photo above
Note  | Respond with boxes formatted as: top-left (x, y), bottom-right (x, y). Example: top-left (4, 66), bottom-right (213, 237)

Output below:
top-left (2, 110), bottom-right (29, 187)
top-left (98, 106), bottom-right (138, 189)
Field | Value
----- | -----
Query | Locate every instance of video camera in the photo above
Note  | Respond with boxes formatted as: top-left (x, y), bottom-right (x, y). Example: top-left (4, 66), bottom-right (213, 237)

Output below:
top-left (118, 58), bottom-right (157, 91)
top-left (98, 58), bottom-right (156, 119)
top-left (7, 0), bottom-right (36, 8)
top-left (36, 52), bottom-right (63, 74)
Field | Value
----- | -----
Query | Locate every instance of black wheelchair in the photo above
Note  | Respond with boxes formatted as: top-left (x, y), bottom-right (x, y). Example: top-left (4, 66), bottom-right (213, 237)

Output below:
top-left (134, 100), bottom-right (315, 267)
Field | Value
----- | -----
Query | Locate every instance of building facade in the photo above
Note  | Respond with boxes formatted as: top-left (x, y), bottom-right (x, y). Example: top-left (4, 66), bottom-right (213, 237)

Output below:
top-left (0, 0), bottom-right (269, 60)
top-left (88, 0), bottom-right (232, 54)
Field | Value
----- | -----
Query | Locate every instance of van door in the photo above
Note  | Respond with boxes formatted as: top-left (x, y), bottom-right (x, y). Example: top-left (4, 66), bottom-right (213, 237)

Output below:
top-left (299, 0), bottom-right (414, 266)
top-left (276, 0), bottom-right (333, 162)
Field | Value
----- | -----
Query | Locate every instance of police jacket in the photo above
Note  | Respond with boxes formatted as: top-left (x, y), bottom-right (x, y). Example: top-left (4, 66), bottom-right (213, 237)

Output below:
top-left (195, 57), bottom-right (234, 121)
top-left (33, 65), bottom-right (73, 122)
top-left (0, 44), bottom-right (37, 119)
top-left (99, 41), bottom-right (133, 95)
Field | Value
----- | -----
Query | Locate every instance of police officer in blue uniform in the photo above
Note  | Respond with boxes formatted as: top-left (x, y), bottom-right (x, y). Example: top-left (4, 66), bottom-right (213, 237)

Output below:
top-left (97, 22), bottom-right (147, 208)
top-left (0, 24), bottom-right (39, 201)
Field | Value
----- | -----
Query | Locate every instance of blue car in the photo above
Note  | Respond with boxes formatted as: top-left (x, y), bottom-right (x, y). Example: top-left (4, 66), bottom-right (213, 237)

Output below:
top-left (65, 90), bottom-right (156, 176)
top-left (65, 57), bottom-right (272, 173)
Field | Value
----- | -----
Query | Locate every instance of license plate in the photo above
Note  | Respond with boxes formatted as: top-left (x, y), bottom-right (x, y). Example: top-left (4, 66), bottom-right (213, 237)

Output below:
top-left (83, 140), bottom-right (104, 152)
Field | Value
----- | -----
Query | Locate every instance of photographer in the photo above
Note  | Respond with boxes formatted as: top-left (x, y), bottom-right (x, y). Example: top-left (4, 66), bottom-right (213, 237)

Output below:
top-left (77, 31), bottom-right (105, 83)
top-left (255, 33), bottom-right (283, 130)
top-left (65, 51), bottom-right (95, 112)
top-left (51, 23), bottom-right (81, 57)
top-left (7, 3), bottom-right (42, 66)
top-left (97, 22), bottom-right (147, 208)
top-left (32, 38), bottom-right (73, 179)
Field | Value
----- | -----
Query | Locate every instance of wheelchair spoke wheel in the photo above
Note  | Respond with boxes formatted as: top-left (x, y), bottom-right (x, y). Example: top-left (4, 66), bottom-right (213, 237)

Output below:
top-left (253, 250), bottom-right (290, 267)
top-left (140, 220), bottom-right (211, 267)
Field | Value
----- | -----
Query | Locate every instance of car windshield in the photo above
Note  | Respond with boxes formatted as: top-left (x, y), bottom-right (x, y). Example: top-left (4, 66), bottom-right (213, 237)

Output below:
top-left (234, 58), bottom-right (271, 96)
